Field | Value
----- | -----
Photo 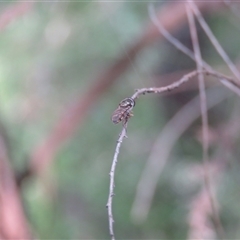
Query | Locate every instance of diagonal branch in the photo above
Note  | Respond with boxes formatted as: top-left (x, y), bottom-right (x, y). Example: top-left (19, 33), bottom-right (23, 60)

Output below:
top-left (0, 2), bottom-right (33, 31)
top-left (131, 70), bottom-right (239, 100)
top-left (148, 3), bottom-right (240, 97)
top-left (190, 1), bottom-right (240, 82)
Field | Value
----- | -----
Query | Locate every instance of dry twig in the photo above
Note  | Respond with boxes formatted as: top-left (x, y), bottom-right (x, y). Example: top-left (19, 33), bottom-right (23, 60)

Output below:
top-left (106, 124), bottom-right (128, 240)
top-left (108, 68), bottom-right (236, 239)
top-left (131, 70), bottom-right (238, 100)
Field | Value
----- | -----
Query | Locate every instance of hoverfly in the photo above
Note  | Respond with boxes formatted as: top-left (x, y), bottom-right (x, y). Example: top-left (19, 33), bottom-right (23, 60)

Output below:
top-left (111, 98), bottom-right (135, 124)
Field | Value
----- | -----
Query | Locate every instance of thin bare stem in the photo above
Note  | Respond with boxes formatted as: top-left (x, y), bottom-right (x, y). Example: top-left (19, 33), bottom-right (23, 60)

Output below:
top-left (149, 4), bottom-right (196, 62)
top-left (186, 3), bottom-right (224, 238)
top-left (189, 1), bottom-right (240, 82)
top-left (148, 4), bottom-right (240, 97)
top-left (109, 69), bottom-right (237, 238)
top-left (106, 123), bottom-right (128, 240)
top-left (131, 69), bottom-right (239, 100)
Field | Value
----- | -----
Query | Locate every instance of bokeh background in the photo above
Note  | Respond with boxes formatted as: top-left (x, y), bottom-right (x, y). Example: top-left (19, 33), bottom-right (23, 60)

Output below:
top-left (1, 1), bottom-right (240, 239)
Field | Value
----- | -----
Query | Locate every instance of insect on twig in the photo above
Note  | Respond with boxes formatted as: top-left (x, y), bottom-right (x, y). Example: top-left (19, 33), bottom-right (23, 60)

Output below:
top-left (111, 98), bottom-right (135, 125)
top-left (107, 97), bottom-right (135, 240)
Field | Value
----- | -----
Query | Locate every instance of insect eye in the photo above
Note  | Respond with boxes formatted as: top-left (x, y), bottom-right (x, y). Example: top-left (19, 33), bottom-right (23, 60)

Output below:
top-left (119, 98), bottom-right (135, 108)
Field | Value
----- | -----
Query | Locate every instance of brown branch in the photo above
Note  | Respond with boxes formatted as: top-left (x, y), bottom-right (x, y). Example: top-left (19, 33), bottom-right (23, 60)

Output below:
top-left (0, 2), bottom-right (34, 238)
top-left (131, 69), bottom-right (238, 100)
top-left (0, 136), bottom-right (31, 239)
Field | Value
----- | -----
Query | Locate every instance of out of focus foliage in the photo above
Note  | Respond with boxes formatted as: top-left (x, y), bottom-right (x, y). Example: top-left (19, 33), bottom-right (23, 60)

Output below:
top-left (1, 1), bottom-right (240, 239)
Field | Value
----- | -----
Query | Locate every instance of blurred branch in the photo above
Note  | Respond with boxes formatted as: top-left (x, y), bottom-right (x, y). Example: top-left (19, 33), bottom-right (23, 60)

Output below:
top-left (186, 3), bottom-right (223, 238)
top-left (0, 135), bottom-right (31, 239)
top-left (223, 0), bottom-right (240, 21)
top-left (130, 86), bottom-right (230, 223)
top-left (188, 193), bottom-right (216, 239)
top-left (0, 2), bottom-right (33, 31)
top-left (0, 3), bottom-right (34, 238)
top-left (188, 108), bottom-right (240, 240)
top-left (26, 1), bottom-right (219, 180)
top-left (187, 171), bottom-right (219, 240)
top-left (148, 4), bottom-right (240, 96)
top-left (190, 1), bottom-right (240, 82)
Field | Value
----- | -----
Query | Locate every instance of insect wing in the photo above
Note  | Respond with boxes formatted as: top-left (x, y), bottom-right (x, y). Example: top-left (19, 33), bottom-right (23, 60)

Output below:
top-left (112, 106), bottom-right (123, 124)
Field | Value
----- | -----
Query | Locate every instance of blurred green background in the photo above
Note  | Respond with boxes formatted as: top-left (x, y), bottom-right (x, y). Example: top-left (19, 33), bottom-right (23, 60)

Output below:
top-left (1, 1), bottom-right (240, 239)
